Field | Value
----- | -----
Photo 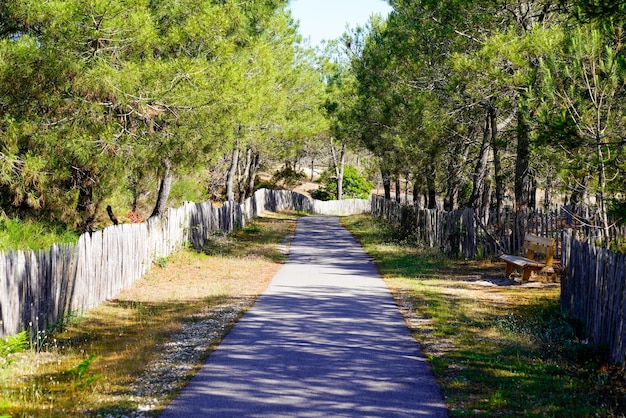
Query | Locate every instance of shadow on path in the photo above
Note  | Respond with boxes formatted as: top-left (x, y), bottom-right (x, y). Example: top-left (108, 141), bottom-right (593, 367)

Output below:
top-left (161, 216), bottom-right (448, 417)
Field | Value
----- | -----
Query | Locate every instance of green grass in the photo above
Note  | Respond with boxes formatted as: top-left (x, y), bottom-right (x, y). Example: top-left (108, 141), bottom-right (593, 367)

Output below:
top-left (0, 216), bottom-right (79, 251)
top-left (342, 215), bottom-right (624, 417)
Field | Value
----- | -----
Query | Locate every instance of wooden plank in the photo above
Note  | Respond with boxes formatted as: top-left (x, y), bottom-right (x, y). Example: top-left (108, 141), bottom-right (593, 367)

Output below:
top-left (616, 255), bottom-right (626, 362)
top-left (605, 252), bottom-right (619, 361)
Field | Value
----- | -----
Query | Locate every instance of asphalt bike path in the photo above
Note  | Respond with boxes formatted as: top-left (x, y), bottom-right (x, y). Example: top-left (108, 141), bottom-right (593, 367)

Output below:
top-left (161, 216), bottom-right (448, 417)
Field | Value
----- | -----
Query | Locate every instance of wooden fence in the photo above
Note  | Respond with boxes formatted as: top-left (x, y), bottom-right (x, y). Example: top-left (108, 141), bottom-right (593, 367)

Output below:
top-left (372, 196), bottom-right (626, 363)
top-left (561, 231), bottom-right (626, 363)
top-left (0, 189), bottom-right (370, 339)
top-left (370, 195), bottom-right (625, 260)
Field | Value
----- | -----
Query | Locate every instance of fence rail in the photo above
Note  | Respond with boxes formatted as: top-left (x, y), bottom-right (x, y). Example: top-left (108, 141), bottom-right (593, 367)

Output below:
top-left (0, 189), bottom-right (370, 338)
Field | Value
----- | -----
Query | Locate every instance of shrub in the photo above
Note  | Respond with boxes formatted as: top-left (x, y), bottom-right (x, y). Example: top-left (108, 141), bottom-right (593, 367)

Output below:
top-left (313, 165), bottom-right (373, 201)
top-left (0, 331), bottom-right (28, 358)
top-left (271, 166), bottom-right (306, 188)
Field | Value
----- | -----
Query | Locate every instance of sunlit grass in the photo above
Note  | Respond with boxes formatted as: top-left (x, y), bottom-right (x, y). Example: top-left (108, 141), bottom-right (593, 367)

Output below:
top-left (0, 216), bottom-right (79, 251)
top-left (343, 215), bottom-right (619, 417)
top-left (0, 214), bottom-right (296, 417)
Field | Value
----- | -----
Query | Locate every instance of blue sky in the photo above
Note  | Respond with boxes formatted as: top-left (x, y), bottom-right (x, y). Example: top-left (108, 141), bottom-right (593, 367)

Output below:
top-left (287, 0), bottom-right (393, 47)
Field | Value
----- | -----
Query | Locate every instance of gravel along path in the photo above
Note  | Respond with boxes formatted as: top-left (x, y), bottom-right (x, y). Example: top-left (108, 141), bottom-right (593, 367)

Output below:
top-left (161, 216), bottom-right (448, 417)
top-left (128, 299), bottom-right (255, 415)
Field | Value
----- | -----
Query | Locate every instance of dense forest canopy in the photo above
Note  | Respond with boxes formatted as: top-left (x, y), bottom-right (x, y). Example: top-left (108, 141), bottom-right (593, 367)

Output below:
top-left (0, 0), bottom-right (328, 232)
top-left (336, 0), bottom-right (625, 237)
top-left (0, 0), bottom-right (624, 237)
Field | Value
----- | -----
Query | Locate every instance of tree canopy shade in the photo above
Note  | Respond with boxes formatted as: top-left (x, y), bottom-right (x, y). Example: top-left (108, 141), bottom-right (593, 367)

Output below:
top-left (0, 0), bottom-right (329, 231)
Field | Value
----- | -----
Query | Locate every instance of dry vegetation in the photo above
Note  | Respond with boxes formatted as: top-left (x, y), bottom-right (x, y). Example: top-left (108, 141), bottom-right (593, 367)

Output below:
top-left (0, 213), bottom-right (297, 417)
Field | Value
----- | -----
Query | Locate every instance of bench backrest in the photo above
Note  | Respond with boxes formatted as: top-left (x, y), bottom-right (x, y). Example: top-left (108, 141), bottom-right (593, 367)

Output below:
top-left (523, 234), bottom-right (555, 266)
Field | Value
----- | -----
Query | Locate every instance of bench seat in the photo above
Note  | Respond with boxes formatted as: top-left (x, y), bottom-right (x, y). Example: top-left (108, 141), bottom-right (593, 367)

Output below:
top-left (500, 234), bottom-right (555, 281)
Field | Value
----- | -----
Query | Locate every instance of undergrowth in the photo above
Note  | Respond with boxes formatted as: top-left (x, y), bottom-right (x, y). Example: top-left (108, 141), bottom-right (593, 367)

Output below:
top-left (0, 332), bottom-right (28, 359)
top-left (0, 216), bottom-right (79, 251)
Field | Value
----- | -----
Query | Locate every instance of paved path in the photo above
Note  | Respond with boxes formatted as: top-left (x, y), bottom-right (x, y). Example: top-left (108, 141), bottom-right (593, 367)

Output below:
top-left (161, 216), bottom-right (448, 417)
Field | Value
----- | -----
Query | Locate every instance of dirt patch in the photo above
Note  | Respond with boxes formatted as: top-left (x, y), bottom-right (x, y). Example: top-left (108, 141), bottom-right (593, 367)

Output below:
top-left (258, 169), bottom-right (320, 199)
top-left (292, 180), bottom-right (320, 198)
top-left (116, 251), bottom-right (277, 303)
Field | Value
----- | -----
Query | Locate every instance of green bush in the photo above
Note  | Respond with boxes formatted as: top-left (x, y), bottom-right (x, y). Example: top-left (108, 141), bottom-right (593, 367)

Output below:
top-left (168, 177), bottom-right (210, 207)
top-left (271, 166), bottom-right (306, 188)
top-left (254, 178), bottom-right (277, 191)
top-left (313, 165), bottom-right (373, 201)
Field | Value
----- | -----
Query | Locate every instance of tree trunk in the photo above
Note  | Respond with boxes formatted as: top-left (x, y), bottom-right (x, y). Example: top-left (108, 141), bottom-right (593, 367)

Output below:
top-left (330, 137), bottom-right (339, 178)
top-left (128, 177), bottom-right (139, 213)
top-left (479, 179), bottom-right (492, 225)
top-left (469, 109), bottom-right (491, 209)
top-left (443, 170), bottom-right (459, 211)
top-left (238, 146), bottom-right (253, 204)
top-left (337, 141), bottom-right (345, 200)
top-left (493, 137), bottom-right (504, 223)
top-left (413, 181), bottom-right (422, 208)
top-left (405, 176), bottom-right (410, 204)
top-left (247, 152), bottom-right (261, 198)
top-left (74, 167), bottom-right (98, 233)
top-left (544, 167), bottom-right (553, 208)
top-left (427, 188), bottom-right (437, 209)
top-left (570, 174), bottom-right (589, 216)
top-left (382, 170), bottom-right (391, 200)
top-left (330, 138), bottom-right (346, 200)
top-left (596, 136), bottom-right (610, 240)
top-left (150, 158), bottom-right (173, 219)
top-left (426, 169), bottom-right (437, 209)
top-left (529, 176), bottom-right (537, 210)
top-left (515, 106), bottom-right (532, 211)
top-left (395, 177), bottom-right (401, 203)
top-left (493, 107), bottom-right (513, 222)
top-left (106, 205), bottom-right (119, 225)
top-left (444, 131), bottom-right (471, 211)
top-left (444, 181), bottom-right (458, 211)
top-left (226, 139), bottom-right (240, 202)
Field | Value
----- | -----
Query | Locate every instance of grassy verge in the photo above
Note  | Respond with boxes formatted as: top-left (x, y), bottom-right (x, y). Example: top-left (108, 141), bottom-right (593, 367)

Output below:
top-left (342, 215), bottom-right (625, 417)
top-left (0, 216), bottom-right (79, 251)
top-left (0, 213), bottom-right (297, 417)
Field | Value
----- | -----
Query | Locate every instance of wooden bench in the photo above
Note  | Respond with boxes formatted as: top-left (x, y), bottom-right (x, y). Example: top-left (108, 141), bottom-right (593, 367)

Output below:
top-left (499, 234), bottom-right (555, 281)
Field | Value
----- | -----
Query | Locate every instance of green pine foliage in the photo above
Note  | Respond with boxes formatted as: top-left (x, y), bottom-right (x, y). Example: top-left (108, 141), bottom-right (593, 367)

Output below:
top-left (2, 0), bottom-right (624, 246)
top-left (0, 0), bottom-right (327, 233)
top-left (608, 199), bottom-right (626, 225)
top-left (334, 0), bottom-right (624, 244)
